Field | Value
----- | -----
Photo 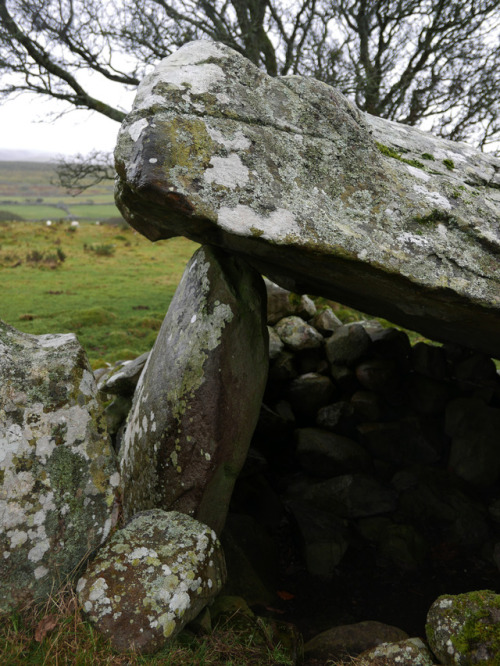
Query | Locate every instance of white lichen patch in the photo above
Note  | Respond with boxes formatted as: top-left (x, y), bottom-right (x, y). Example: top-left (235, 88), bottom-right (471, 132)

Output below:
top-left (203, 154), bottom-right (249, 189)
top-left (37, 333), bottom-right (77, 349)
top-left (79, 370), bottom-right (96, 397)
top-left (413, 184), bottom-right (452, 210)
top-left (133, 43), bottom-right (226, 112)
top-left (218, 204), bottom-right (298, 240)
top-left (406, 164), bottom-right (431, 181)
top-left (128, 118), bottom-right (149, 142)
top-left (206, 126), bottom-right (251, 151)
top-left (397, 232), bottom-right (431, 248)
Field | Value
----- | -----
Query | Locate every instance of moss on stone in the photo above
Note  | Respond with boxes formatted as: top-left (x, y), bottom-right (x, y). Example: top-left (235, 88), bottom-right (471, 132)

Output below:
top-left (443, 158), bottom-right (455, 171)
top-left (412, 208), bottom-right (457, 226)
top-left (376, 142), bottom-right (425, 169)
top-left (449, 591), bottom-right (500, 661)
top-left (421, 153), bottom-right (435, 160)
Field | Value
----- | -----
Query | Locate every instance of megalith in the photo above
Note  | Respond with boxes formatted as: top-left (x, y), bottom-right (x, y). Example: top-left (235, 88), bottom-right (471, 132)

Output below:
top-left (115, 40), bottom-right (500, 358)
top-left (119, 245), bottom-right (268, 534)
top-left (77, 510), bottom-right (226, 653)
top-left (0, 321), bottom-right (119, 612)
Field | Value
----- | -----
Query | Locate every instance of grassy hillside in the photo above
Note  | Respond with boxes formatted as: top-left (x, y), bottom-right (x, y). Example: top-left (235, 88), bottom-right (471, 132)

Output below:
top-left (0, 161), bottom-right (120, 222)
top-left (0, 220), bottom-right (198, 367)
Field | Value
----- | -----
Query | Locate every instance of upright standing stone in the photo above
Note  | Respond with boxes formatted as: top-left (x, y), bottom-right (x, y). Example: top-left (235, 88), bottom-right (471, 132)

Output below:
top-left (0, 322), bottom-right (119, 612)
top-left (120, 245), bottom-right (268, 534)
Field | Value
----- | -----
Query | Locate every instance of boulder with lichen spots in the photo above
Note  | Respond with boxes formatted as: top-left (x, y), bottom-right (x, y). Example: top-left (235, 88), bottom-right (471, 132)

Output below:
top-left (0, 321), bottom-right (119, 612)
top-left (76, 509), bottom-right (226, 653)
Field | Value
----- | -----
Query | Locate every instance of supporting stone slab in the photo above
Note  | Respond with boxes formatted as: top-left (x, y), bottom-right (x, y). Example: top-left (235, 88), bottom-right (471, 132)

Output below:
top-left (119, 245), bottom-right (268, 534)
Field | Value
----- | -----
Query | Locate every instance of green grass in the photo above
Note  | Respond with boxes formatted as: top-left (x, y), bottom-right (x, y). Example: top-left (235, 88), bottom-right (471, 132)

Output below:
top-left (66, 204), bottom-right (121, 219)
top-left (0, 587), bottom-right (299, 665)
top-left (0, 221), bottom-right (198, 368)
top-left (0, 161), bottom-right (117, 222)
top-left (0, 204), bottom-right (68, 220)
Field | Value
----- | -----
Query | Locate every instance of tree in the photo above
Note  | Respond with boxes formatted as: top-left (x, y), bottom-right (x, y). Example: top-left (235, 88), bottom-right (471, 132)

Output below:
top-left (53, 150), bottom-right (115, 194)
top-left (1, 0), bottom-right (499, 152)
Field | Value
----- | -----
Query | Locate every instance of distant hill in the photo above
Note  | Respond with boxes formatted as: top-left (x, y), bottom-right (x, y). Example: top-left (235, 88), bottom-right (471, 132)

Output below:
top-left (0, 148), bottom-right (56, 162)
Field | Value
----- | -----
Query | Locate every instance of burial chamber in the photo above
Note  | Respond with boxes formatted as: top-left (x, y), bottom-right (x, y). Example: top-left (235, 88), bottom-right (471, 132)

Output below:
top-left (114, 40), bottom-right (500, 358)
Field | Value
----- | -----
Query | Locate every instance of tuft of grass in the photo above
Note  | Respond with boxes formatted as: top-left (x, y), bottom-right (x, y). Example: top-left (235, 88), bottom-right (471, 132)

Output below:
top-left (421, 153), bottom-right (435, 161)
top-left (85, 243), bottom-right (116, 256)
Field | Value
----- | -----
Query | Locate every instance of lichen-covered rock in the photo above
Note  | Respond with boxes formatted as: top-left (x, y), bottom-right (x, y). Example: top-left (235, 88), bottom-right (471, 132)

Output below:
top-left (264, 278), bottom-right (316, 325)
top-left (275, 316), bottom-right (324, 351)
top-left (304, 620), bottom-right (408, 660)
top-left (119, 245), bottom-right (268, 534)
top-left (97, 351), bottom-right (149, 396)
top-left (0, 321), bottom-right (118, 612)
top-left (359, 637), bottom-right (435, 664)
top-left (426, 590), bottom-right (500, 664)
top-left (76, 510), bottom-right (225, 653)
top-left (115, 39), bottom-right (500, 359)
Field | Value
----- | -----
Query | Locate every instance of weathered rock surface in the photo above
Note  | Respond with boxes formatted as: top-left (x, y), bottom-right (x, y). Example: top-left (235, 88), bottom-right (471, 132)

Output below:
top-left (426, 590), bottom-right (500, 664)
top-left (97, 351), bottom-right (150, 396)
top-left (304, 620), bottom-right (408, 660)
top-left (115, 40), bottom-right (500, 358)
top-left (77, 510), bottom-right (225, 653)
top-left (359, 637), bottom-right (435, 664)
top-left (264, 277), bottom-right (316, 325)
top-left (0, 321), bottom-right (118, 612)
top-left (119, 244), bottom-right (268, 534)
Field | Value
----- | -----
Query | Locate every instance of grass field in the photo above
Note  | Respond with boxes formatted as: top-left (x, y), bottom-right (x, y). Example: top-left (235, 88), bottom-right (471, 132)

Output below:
top-left (0, 161), bottom-right (120, 222)
top-left (0, 220), bottom-right (198, 367)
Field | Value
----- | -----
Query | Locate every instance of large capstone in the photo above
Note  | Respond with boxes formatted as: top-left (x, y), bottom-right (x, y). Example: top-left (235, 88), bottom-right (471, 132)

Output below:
top-left (119, 244), bottom-right (268, 534)
top-left (0, 321), bottom-right (119, 612)
top-left (77, 510), bottom-right (225, 653)
top-left (115, 40), bottom-right (500, 359)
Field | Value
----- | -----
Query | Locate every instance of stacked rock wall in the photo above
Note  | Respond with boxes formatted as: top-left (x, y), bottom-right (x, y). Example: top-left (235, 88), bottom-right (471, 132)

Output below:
top-left (252, 287), bottom-right (500, 581)
top-left (100, 280), bottom-right (500, 586)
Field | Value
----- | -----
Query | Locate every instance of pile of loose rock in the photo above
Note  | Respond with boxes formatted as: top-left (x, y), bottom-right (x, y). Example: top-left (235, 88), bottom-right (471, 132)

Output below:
top-left (95, 277), bottom-right (500, 663)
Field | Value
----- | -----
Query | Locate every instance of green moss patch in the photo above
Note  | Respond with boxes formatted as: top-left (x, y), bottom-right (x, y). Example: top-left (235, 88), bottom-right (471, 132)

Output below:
top-left (376, 143), bottom-right (425, 169)
top-left (412, 208), bottom-right (457, 226)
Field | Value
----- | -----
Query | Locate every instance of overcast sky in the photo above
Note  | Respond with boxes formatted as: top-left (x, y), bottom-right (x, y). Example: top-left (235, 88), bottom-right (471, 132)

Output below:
top-left (0, 71), bottom-right (135, 159)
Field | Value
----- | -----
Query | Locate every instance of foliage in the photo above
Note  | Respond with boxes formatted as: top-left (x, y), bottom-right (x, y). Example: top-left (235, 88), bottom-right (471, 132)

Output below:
top-left (0, 0), bottom-right (498, 152)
